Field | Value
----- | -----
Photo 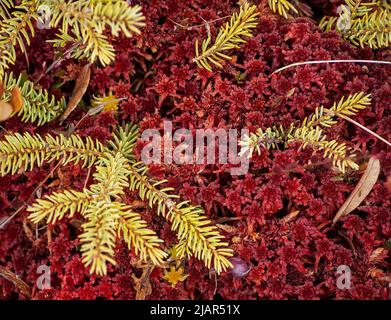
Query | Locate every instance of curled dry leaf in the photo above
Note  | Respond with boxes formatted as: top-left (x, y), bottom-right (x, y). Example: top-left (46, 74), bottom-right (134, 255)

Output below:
top-left (59, 63), bottom-right (91, 122)
top-left (0, 80), bottom-right (4, 96)
top-left (386, 175), bottom-right (391, 193)
top-left (0, 100), bottom-right (14, 122)
top-left (333, 157), bottom-right (381, 224)
top-left (132, 264), bottom-right (154, 300)
top-left (10, 86), bottom-right (24, 113)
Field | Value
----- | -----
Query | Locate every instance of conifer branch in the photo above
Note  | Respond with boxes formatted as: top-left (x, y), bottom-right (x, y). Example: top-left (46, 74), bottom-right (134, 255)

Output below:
top-left (300, 92), bottom-right (371, 129)
top-left (0, 132), bottom-right (104, 176)
top-left (128, 161), bottom-right (233, 274)
top-left (239, 126), bottom-right (287, 157)
top-left (91, 2), bottom-right (145, 37)
top-left (108, 124), bottom-right (139, 160)
top-left (89, 151), bottom-right (130, 199)
top-left (289, 126), bottom-right (359, 172)
top-left (0, 0), bottom-right (12, 19)
top-left (118, 208), bottom-right (168, 266)
top-left (0, 0), bottom-right (39, 77)
top-left (3, 125), bottom-right (232, 275)
top-left (239, 93), bottom-right (372, 172)
top-left (79, 200), bottom-right (120, 275)
top-left (193, 2), bottom-right (259, 71)
top-left (268, 0), bottom-right (298, 19)
top-left (41, 0), bottom-right (145, 66)
top-left (1, 72), bottom-right (66, 125)
top-left (79, 152), bottom-right (165, 275)
top-left (320, 1), bottom-right (391, 49)
top-left (27, 189), bottom-right (93, 224)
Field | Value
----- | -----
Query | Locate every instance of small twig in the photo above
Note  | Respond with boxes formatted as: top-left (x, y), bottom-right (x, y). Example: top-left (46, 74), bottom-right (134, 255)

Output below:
top-left (71, 97), bottom-right (127, 134)
top-left (0, 207), bottom-right (24, 230)
top-left (0, 265), bottom-right (31, 298)
top-left (35, 43), bottom-right (82, 83)
top-left (272, 59), bottom-right (391, 75)
top-left (338, 230), bottom-right (357, 257)
top-left (214, 216), bottom-right (244, 224)
top-left (168, 16), bottom-right (230, 31)
top-left (200, 16), bottom-right (211, 39)
top-left (213, 272), bottom-right (218, 296)
top-left (339, 114), bottom-right (391, 148)
top-left (83, 167), bottom-right (91, 189)
top-left (0, 161), bottom-right (62, 229)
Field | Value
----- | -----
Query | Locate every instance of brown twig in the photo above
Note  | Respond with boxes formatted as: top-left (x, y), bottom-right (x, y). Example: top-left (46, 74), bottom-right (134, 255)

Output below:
top-left (168, 15), bottom-right (230, 31)
top-left (0, 161), bottom-right (62, 230)
top-left (0, 265), bottom-right (31, 298)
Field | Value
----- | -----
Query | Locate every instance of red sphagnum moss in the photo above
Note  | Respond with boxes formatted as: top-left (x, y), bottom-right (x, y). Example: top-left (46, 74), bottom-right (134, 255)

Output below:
top-left (0, 0), bottom-right (390, 300)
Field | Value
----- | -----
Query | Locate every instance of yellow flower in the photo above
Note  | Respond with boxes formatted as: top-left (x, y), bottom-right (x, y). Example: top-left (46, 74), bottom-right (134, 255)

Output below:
top-left (163, 266), bottom-right (188, 287)
top-left (92, 94), bottom-right (120, 113)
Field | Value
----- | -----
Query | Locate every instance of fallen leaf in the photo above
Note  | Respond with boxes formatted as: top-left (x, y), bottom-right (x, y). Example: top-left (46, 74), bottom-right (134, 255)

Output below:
top-left (10, 86), bottom-right (24, 113)
top-left (286, 88), bottom-right (296, 98)
top-left (369, 248), bottom-right (387, 264)
top-left (0, 81), bottom-right (4, 96)
top-left (0, 100), bottom-right (14, 121)
top-left (367, 267), bottom-right (385, 279)
top-left (216, 224), bottom-right (237, 233)
top-left (59, 63), bottom-right (91, 122)
top-left (386, 175), bottom-right (391, 193)
top-left (129, 200), bottom-right (147, 209)
top-left (132, 263), bottom-right (154, 300)
top-left (282, 210), bottom-right (300, 223)
top-left (333, 157), bottom-right (381, 224)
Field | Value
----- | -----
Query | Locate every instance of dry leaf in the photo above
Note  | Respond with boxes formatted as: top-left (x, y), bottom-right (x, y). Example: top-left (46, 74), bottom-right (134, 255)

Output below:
top-left (386, 175), bottom-right (391, 193)
top-left (132, 264), bottom-right (154, 300)
top-left (129, 200), bottom-right (147, 209)
top-left (0, 81), bottom-right (4, 96)
top-left (333, 157), bottom-right (381, 224)
top-left (369, 247), bottom-right (387, 264)
top-left (59, 63), bottom-right (91, 122)
top-left (216, 224), bottom-right (237, 233)
top-left (0, 100), bottom-right (14, 121)
top-left (367, 267), bottom-right (385, 279)
top-left (282, 210), bottom-right (300, 223)
top-left (10, 86), bottom-right (24, 113)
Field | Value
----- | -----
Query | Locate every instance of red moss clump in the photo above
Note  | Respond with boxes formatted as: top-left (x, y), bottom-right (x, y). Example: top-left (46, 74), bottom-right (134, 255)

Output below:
top-left (0, 0), bottom-right (390, 300)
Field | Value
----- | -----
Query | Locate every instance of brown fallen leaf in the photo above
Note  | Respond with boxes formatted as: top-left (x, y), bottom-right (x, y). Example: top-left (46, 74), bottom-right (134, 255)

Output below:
top-left (369, 247), bottom-right (388, 264)
top-left (10, 86), bottom-right (24, 113)
top-left (132, 263), bottom-right (155, 300)
top-left (59, 63), bottom-right (91, 122)
top-left (386, 175), bottom-right (391, 193)
top-left (216, 223), bottom-right (237, 233)
top-left (129, 199), bottom-right (147, 209)
top-left (0, 80), bottom-right (4, 96)
top-left (333, 157), bottom-right (381, 224)
top-left (367, 267), bottom-right (385, 279)
top-left (282, 209), bottom-right (300, 223)
top-left (0, 265), bottom-right (31, 298)
top-left (0, 100), bottom-right (14, 121)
